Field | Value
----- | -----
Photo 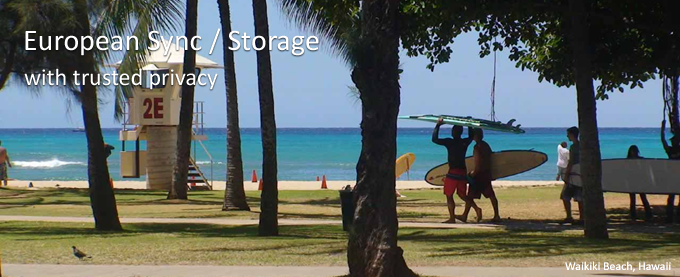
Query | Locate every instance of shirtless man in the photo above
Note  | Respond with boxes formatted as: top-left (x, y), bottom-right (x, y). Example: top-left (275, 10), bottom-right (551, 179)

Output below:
top-left (461, 129), bottom-right (500, 222)
top-left (661, 120), bottom-right (680, 223)
top-left (432, 119), bottom-right (482, 223)
top-left (0, 140), bottom-right (12, 187)
top-left (563, 127), bottom-right (584, 224)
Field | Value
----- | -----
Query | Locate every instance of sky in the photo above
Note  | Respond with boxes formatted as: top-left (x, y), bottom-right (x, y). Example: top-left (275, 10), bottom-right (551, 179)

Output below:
top-left (0, 0), bottom-right (667, 129)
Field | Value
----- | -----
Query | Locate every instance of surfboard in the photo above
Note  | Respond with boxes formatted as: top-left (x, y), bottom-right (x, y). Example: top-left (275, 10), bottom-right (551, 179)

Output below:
top-left (399, 114), bottom-right (525, 134)
top-left (569, 159), bottom-right (680, 194)
top-left (425, 150), bottom-right (548, 186)
top-left (396, 153), bottom-right (416, 179)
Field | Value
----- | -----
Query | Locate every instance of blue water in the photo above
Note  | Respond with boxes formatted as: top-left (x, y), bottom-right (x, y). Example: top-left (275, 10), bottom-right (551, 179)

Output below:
top-left (0, 128), bottom-right (670, 181)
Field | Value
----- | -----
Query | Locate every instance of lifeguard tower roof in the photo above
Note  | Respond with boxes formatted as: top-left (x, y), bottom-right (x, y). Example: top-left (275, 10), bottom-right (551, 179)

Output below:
top-left (111, 40), bottom-right (222, 69)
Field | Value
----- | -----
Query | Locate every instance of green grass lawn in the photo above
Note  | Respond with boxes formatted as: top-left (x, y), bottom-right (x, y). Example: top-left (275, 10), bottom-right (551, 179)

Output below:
top-left (2, 186), bottom-right (679, 267)
top-left (1, 221), bottom-right (679, 267)
top-left (0, 186), bottom-right (675, 223)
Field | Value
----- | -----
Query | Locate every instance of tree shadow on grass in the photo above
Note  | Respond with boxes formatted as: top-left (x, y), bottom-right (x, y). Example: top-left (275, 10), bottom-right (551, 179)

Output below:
top-left (400, 228), bottom-right (680, 260)
top-left (0, 221), bottom-right (347, 241)
top-left (0, 197), bottom-right (47, 208)
top-left (278, 197), bottom-right (340, 206)
top-left (188, 240), bottom-right (342, 253)
top-left (277, 212), bottom-right (340, 220)
top-left (0, 187), bottom-right (231, 207)
top-left (469, 218), bottom-right (680, 234)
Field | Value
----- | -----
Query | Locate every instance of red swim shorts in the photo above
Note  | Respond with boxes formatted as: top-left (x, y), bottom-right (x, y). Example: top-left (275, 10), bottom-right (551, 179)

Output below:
top-left (444, 168), bottom-right (467, 198)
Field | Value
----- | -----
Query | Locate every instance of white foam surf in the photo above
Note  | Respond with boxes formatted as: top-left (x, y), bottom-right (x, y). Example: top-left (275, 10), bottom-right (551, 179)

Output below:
top-left (196, 161), bottom-right (225, 165)
top-left (13, 159), bottom-right (86, 168)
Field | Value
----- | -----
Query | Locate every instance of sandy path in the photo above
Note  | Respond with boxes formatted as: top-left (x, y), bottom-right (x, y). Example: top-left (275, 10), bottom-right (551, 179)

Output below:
top-left (4, 180), bottom-right (561, 190)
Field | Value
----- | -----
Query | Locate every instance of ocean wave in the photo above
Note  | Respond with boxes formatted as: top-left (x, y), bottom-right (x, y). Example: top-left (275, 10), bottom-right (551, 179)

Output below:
top-left (13, 159), bottom-right (86, 168)
top-left (196, 161), bottom-right (225, 165)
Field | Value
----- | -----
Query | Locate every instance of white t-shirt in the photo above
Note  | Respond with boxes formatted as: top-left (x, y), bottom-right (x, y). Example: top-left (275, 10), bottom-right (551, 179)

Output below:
top-left (557, 145), bottom-right (570, 168)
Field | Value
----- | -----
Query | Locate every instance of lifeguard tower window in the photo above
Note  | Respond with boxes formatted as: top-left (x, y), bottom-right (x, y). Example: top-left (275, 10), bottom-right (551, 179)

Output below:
top-left (140, 69), bottom-right (170, 89)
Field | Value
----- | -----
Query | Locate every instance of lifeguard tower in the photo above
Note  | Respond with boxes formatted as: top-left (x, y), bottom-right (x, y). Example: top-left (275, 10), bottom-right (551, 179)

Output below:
top-left (114, 42), bottom-right (220, 190)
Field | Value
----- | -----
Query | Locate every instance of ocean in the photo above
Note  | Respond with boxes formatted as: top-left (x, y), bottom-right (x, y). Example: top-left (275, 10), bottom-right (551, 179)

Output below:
top-left (0, 128), bottom-right (669, 182)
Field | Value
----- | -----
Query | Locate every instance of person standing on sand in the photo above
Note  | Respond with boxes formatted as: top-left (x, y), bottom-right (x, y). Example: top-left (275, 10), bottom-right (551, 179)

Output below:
top-left (556, 142), bottom-right (569, 182)
top-left (562, 127), bottom-right (584, 225)
top-left (626, 145), bottom-right (652, 221)
top-left (661, 120), bottom-right (680, 223)
top-left (432, 118), bottom-right (481, 223)
top-left (0, 140), bottom-right (12, 187)
top-left (461, 129), bottom-right (500, 222)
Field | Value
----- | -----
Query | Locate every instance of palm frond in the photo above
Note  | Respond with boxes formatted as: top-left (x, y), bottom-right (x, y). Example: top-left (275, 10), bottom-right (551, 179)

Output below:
top-left (90, 0), bottom-right (183, 121)
top-left (277, 0), bottom-right (358, 67)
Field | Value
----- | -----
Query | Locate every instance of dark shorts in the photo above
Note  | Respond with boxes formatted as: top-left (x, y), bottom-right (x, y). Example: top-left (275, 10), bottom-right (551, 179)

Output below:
top-left (561, 183), bottom-right (583, 202)
top-left (444, 168), bottom-right (467, 198)
top-left (469, 175), bottom-right (495, 199)
top-left (0, 163), bottom-right (7, 180)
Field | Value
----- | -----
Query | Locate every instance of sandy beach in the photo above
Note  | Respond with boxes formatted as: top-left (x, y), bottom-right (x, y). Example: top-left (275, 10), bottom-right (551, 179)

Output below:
top-left (5, 180), bottom-right (562, 190)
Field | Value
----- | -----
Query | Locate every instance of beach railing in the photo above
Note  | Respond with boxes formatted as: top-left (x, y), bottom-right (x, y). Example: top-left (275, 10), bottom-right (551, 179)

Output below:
top-left (193, 136), bottom-right (214, 189)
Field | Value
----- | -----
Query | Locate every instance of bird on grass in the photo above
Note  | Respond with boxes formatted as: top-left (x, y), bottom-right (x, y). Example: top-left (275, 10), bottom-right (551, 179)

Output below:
top-left (72, 246), bottom-right (92, 260)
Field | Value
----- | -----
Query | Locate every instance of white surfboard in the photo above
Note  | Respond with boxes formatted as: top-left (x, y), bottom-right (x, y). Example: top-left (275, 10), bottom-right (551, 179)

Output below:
top-left (570, 159), bottom-right (680, 194)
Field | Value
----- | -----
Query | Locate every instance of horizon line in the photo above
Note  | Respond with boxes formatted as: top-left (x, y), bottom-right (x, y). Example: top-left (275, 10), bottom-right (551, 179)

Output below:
top-left (0, 126), bottom-right (668, 129)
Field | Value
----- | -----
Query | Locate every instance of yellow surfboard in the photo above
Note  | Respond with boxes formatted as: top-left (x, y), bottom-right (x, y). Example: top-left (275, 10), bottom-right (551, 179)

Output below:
top-left (396, 153), bottom-right (416, 179)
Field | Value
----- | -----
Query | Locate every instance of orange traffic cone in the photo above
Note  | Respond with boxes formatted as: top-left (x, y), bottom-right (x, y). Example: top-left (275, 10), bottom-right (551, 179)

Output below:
top-left (321, 175), bottom-right (328, 189)
top-left (258, 179), bottom-right (263, 191)
top-left (251, 170), bottom-right (258, 183)
top-left (316, 176), bottom-right (320, 181)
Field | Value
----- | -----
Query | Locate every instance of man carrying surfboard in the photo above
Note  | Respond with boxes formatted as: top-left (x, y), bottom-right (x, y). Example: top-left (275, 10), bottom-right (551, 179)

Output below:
top-left (432, 118), bottom-right (482, 223)
top-left (464, 128), bottom-right (500, 222)
top-left (562, 127), bottom-right (584, 225)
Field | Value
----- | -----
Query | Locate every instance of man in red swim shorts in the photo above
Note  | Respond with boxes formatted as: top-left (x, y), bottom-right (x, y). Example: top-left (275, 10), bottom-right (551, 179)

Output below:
top-left (432, 118), bottom-right (482, 223)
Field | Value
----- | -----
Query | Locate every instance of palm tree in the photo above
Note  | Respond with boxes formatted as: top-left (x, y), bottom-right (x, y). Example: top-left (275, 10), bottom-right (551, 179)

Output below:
top-left (252, 0), bottom-right (278, 236)
top-left (82, 0), bottom-right (184, 227)
top-left (6, 0), bottom-right (183, 230)
top-left (168, 0), bottom-right (198, 200)
top-left (69, 0), bottom-right (125, 231)
top-left (217, 0), bottom-right (249, 211)
top-left (278, 0), bottom-right (417, 275)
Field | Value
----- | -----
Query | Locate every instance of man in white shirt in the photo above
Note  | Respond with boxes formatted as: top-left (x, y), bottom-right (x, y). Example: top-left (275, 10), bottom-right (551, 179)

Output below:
top-left (556, 142), bottom-right (569, 182)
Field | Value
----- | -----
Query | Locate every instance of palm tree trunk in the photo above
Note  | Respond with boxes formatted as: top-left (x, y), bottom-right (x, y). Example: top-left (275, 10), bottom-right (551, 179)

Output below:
top-left (169, 0), bottom-right (199, 200)
top-left (252, 0), bottom-right (278, 236)
top-left (568, 0), bottom-right (608, 239)
top-left (347, 1), bottom-right (417, 276)
top-left (73, 0), bottom-right (122, 231)
top-left (218, 0), bottom-right (249, 211)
